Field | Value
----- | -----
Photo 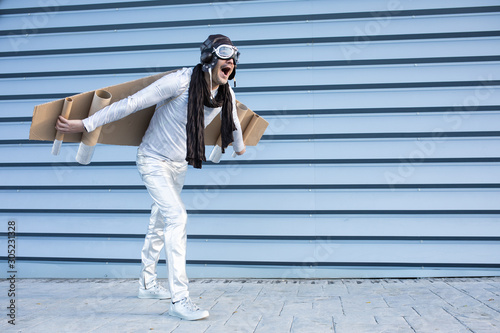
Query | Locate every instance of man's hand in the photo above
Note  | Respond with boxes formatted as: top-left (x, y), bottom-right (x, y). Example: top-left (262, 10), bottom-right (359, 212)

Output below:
top-left (55, 116), bottom-right (85, 133)
top-left (235, 147), bottom-right (246, 155)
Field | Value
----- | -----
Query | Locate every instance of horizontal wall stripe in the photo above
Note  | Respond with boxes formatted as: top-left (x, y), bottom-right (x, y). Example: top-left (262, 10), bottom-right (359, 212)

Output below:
top-left (1, 209), bottom-right (499, 215)
top-left (235, 80), bottom-right (500, 93)
top-left (4, 6), bottom-right (500, 36)
top-left (3, 80), bottom-right (500, 100)
top-left (2, 158), bottom-right (500, 168)
top-left (262, 131), bottom-right (500, 140)
top-left (2, 31), bottom-right (500, 58)
top-left (4, 130), bottom-right (500, 146)
top-left (0, 66), bottom-right (177, 79)
top-left (0, 0), bottom-right (256, 15)
top-left (0, 42), bottom-right (200, 58)
top-left (174, 210), bottom-right (500, 215)
top-left (5, 140), bottom-right (56, 145)
top-left (4, 55), bottom-right (500, 79)
top-left (2, 105), bottom-right (499, 124)
top-left (2, 233), bottom-right (499, 242)
top-left (188, 261), bottom-right (500, 269)
top-left (0, 117), bottom-right (32, 123)
top-left (0, 93), bottom-right (72, 100)
top-left (257, 105), bottom-right (500, 116)
top-left (1, 256), bottom-right (499, 269)
top-left (0, 161), bottom-right (137, 167)
top-left (220, 55), bottom-right (500, 68)
top-left (2, 2), bottom-right (499, 16)
top-left (2, 183), bottom-right (500, 191)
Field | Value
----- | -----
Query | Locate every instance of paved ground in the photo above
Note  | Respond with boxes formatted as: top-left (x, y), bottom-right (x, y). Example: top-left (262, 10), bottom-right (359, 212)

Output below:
top-left (1, 277), bottom-right (499, 332)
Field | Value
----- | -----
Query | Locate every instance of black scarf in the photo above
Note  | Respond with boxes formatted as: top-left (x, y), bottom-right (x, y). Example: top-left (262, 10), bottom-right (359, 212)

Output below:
top-left (186, 64), bottom-right (236, 169)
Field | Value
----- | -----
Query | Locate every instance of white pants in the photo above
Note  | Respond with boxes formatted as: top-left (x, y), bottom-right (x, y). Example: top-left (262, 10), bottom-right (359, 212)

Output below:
top-left (136, 152), bottom-right (189, 302)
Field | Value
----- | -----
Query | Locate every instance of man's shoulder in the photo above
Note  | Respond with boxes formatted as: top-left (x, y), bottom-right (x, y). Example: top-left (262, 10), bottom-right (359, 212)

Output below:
top-left (152, 67), bottom-right (192, 97)
top-left (158, 67), bottom-right (193, 83)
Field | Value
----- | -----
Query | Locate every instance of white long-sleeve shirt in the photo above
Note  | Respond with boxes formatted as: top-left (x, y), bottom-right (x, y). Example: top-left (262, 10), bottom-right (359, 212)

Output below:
top-left (82, 67), bottom-right (245, 163)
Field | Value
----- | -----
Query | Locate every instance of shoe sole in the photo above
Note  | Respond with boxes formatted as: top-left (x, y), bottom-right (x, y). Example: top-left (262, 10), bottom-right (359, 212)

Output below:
top-left (168, 310), bottom-right (209, 321)
top-left (138, 294), bottom-right (171, 299)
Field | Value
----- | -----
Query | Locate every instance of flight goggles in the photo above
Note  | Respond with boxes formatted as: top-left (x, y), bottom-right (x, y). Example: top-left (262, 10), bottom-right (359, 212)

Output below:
top-left (214, 44), bottom-right (239, 62)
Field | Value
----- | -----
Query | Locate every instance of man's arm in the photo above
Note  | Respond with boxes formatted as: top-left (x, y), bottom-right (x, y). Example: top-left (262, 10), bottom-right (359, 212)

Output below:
top-left (56, 68), bottom-right (189, 134)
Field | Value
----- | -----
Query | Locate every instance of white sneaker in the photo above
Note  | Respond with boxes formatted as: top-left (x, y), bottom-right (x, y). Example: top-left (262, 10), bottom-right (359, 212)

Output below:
top-left (138, 284), bottom-right (171, 299)
top-left (169, 297), bottom-right (209, 320)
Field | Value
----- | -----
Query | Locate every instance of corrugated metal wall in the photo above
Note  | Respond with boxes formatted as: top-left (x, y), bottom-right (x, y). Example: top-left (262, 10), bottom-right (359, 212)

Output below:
top-left (1, 0), bottom-right (500, 279)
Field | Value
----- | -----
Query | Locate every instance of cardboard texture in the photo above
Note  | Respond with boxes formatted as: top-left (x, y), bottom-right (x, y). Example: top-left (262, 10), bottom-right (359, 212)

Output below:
top-left (29, 70), bottom-right (268, 149)
top-left (54, 97), bottom-right (73, 142)
top-left (80, 90), bottom-right (113, 146)
top-left (51, 97), bottom-right (73, 155)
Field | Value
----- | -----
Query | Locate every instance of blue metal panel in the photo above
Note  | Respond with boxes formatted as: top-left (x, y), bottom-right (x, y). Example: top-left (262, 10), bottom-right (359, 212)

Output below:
top-left (8, 263), bottom-right (499, 278)
top-left (3, 13), bottom-right (500, 55)
top-left (9, 261), bottom-right (499, 279)
top-left (1, 138), bottom-right (500, 163)
top-left (4, 62), bottom-right (500, 95)
top-left (1, 0), bottom-right (499, 278)
top-left (2, 238), bottom-right (499, 266)
top-left (0, 163), bottom-right (500, 184)
top-left (3, 39), bottom-right (500, 76)
top-left (6, 112), bottom-right (500, 141)
top-left (2, 188), bottom-right (500, 211)
top-left (0, 101), bottom-right (48, 117)
top-left (6, 0), bottom-right (491, 30)
top-left (2, 213), bottom-right (500, 237)
top-left (238, 88), bottom-right (500, 111)
top-left (3, 162), bottom-right (500, 186)
top-left (0, 0), bottom-right (145, 10)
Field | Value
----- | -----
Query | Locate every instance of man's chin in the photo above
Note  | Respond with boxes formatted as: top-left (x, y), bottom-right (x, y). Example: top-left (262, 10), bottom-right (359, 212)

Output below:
top-left (217, 76), bottom-right (229, 85)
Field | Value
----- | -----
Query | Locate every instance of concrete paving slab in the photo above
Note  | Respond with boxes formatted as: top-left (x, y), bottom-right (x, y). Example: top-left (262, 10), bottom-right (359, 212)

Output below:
top-left (1, 277), bottom-right (499, 332)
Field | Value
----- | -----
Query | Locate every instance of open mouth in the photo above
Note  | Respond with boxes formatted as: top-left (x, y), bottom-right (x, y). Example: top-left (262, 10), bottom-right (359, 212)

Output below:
top-left (221, 67), bottom-right (232, 77)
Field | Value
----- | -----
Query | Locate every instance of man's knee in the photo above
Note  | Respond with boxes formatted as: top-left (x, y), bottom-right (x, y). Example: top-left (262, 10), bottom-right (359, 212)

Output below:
top-left (164, 207), bottom-right (187, 226)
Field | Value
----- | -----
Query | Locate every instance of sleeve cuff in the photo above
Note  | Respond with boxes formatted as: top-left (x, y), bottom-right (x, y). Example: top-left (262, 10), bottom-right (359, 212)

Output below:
top-left (82, 119), bottom-right (91, 133)
top-left (233, 139), bottom-right (245, 153)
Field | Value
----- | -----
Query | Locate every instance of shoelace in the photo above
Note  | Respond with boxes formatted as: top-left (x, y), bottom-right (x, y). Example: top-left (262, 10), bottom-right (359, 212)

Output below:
top-left (181, 298), bottom-right (200, 311)
top-left (146, 285), bottom-right (168, 296)
top-left (155, 285), bottom-right (167, 292)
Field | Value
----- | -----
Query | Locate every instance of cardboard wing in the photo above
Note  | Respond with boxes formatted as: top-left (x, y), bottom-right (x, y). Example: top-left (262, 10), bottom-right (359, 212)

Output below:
top-left (29, 70), bottom-right (268, 149)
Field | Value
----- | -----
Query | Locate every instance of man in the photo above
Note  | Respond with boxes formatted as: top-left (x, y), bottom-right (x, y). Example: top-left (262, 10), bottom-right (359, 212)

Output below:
top-left (56, 34), bottom-right (246, 321)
